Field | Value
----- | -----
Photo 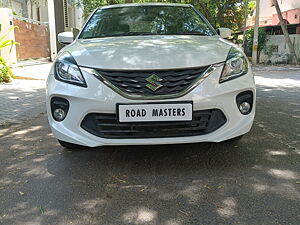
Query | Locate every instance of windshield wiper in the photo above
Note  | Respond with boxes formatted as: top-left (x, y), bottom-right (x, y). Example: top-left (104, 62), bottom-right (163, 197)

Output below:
top-left (90, 32), bottom-right (156, 38)
top-left (118, 32), bottom-right (156, 36)
top-left (167, 32), bottom-right (207, 36)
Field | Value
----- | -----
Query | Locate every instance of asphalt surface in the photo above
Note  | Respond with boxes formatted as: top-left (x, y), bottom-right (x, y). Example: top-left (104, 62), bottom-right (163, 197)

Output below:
top-left (0, 68), bottom-right (300, 225)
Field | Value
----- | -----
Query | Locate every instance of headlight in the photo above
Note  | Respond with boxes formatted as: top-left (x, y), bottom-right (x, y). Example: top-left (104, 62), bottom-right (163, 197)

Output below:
top-left (219, 47), bottom-right (248, 83)
top-left (54, 52), bottom-right (87, 87)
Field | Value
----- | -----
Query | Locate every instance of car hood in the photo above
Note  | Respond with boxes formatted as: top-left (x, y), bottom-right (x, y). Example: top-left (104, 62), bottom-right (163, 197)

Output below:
top-left (66, 35), bottom-right (233, 70)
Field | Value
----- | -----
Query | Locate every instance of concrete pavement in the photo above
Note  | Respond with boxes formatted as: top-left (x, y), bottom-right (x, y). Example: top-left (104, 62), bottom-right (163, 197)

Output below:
top-left (0, 63), bottom-right (51, 125)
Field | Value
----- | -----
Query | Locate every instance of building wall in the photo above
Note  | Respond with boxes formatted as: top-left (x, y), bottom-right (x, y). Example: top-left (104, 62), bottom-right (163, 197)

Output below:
top-left (0, 8), bottom-right (17, 64)
top-left (39, 6), bottom-right (48, 22)
top-left (260, 0), bottom-right (300, 20)
top-left (1, 0), bottom-right (28, 17)
top-left (13, 19), bottom-right (50, 59)
top-left (26, 0), bottom-right (48, 22)
top-left (11, 1), bottom-right (22, 15)
top-left (247, 0), bottom-right (300, 26)
top-left (260, 34), bottom-right (300, 63)
top-left (272, 8), bottom-right (300, 25)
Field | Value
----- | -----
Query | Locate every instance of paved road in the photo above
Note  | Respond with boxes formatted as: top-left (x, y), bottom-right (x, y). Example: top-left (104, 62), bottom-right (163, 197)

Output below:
top-left (0, 63), bottom-right (50, 125)
top-left (0, 67), bottom-right (299, 225)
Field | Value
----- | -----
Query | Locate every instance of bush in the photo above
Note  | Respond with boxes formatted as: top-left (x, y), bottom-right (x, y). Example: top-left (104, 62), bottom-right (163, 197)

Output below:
top-left (0, 23), bottom-right (18, 83)
top-left (245, 28), bottom-right (268, 63)
top-left (0, 56), bottom-right (14, 83)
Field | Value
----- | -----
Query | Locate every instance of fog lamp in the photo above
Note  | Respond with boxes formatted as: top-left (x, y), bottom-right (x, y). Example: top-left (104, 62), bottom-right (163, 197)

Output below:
top-left (53, 108), bottom-right (66, 121)
top-left (236, 91), bottom-right (253, 115)
top-left (51, 97), bottom-right (69, 121)
top-left (239, 102), bottom-right (251, 114)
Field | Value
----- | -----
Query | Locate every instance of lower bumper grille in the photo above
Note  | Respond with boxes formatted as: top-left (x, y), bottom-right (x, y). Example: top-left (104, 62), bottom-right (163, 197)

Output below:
top-left (81, 109), bottom-right (226, 139)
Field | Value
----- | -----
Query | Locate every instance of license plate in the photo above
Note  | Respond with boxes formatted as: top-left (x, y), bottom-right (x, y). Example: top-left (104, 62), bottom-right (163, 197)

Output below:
top-left (117, 102), bottom-right (193, 122)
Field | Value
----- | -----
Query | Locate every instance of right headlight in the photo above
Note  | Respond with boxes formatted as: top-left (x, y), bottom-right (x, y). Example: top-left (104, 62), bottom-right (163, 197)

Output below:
top-left (54, 52), bottom-right (87, 87)
top-left (219, 47), bottom-right (248, 83)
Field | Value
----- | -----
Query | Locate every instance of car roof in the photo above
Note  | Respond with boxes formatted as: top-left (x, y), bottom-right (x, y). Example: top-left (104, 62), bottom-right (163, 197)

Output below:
top-left (99, 3), bottom-right (192, 10)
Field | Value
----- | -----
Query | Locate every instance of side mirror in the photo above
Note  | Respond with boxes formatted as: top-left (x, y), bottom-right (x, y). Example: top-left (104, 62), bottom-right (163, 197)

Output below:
top-left (58, 32), bottom-right (74, 45)
top-left (217, 28), bottom-right (232, 39)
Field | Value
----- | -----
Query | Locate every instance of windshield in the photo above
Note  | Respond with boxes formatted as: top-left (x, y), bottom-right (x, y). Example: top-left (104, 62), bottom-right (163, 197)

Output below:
top-left (79, 5), bottom-right (216, 39)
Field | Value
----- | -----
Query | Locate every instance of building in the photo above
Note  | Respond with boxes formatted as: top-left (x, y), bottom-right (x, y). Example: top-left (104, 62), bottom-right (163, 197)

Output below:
top-left (242, 0), bottom-right (300, 64)
top-left (0, 0), bottom-right (47, 22)
top-left (247, 0), bottom-right (300, 27)
top-left (0, 0), bottom-right (83, 62)
top-left (0, 0), bottom-right (28, 17)
top-left (0, 0), bottom-right (83, 27)
top-left (47, 0), bottom-right (84, 60)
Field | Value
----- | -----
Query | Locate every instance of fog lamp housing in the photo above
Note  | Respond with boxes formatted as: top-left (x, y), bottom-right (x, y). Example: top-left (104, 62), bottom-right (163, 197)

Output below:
top-left (51, 97), bottom-right (69, 121)
top-left (236, 91), bottom-right (253, 115)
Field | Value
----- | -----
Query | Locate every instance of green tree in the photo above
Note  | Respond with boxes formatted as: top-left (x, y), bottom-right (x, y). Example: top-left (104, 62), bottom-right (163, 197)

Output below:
top-left (190, 0), bottom-right (248, 31)
top-left (245, 28), bottom-right (268, 63)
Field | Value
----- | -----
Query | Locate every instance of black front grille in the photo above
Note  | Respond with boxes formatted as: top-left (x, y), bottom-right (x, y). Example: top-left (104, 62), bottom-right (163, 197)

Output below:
top-left (81, 109), bottom-right (226, 139)
top-left (95, 66), bottom-right (210, 97)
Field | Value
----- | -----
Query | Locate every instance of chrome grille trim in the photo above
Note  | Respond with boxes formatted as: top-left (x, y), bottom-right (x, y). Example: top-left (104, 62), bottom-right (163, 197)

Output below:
top-left (80, 63), bottom-right (223, 100)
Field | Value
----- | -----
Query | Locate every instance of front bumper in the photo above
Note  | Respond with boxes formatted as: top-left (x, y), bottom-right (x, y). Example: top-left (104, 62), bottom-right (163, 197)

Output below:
top-left (46, 65), bottom-right (256, 147)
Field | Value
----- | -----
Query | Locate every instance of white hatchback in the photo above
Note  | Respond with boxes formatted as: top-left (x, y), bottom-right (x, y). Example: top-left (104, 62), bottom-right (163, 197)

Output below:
top-left (46, 3), bottom-right (255, 148)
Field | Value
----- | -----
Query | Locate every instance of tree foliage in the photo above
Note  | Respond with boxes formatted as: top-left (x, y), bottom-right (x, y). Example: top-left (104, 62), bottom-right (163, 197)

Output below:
top-left (0, 56), bottom-right (14, 83)
top-left (245, 28), bottom-right (268, 62)
top-left (78, 0), bottom-right (255, 31)
top-left (0, 24), bottom-right (17, 83)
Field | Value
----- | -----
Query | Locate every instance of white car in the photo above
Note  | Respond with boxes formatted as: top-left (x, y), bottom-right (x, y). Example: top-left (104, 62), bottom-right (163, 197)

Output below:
top-left (46, 3), bottom-right (255, 148)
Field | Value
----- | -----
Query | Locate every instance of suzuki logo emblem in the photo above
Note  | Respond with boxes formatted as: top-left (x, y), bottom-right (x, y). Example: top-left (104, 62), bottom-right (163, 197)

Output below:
top-left (145, 74), bottom-right (163, 92)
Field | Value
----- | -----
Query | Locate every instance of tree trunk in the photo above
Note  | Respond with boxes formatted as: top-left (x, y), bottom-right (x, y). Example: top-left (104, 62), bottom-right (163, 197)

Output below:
top-left (242, 0), bottom-right (248, 50)
top-left (273, 0), bottom-right (298, 65)
top-left (252, 0), bottom-right (260, 65)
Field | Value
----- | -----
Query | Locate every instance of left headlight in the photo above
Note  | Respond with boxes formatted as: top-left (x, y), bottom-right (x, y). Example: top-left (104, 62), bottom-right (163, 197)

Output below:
top-left (219, 47), bottom-right (248, 83)
top-left (54, 52), bottom-right (87, 87)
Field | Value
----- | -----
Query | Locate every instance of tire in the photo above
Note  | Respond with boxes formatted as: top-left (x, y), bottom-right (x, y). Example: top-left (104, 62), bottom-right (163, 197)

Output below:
top-left (58, 140), bottom-right (83, 149)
